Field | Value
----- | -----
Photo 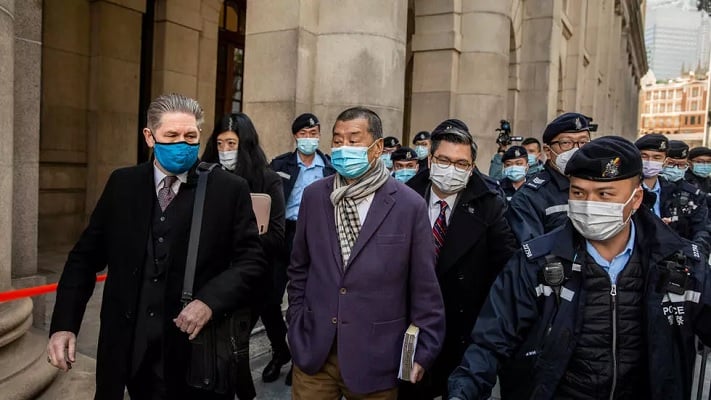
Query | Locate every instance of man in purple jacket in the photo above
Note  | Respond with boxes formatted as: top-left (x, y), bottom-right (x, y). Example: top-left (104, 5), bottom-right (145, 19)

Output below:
top-left (287, 107), bottom-right (446, 399)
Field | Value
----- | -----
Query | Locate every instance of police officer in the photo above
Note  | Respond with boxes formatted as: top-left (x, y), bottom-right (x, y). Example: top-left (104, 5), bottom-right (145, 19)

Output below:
top-left (268, 112), bottom-right (335, 384)
top-left (685, 146), bottom-right (711, 193)
top-left (391, 147), bottom-right (419, 183)
top-left (506, 112), bottom-right (592, 242)
top-left (499, 145), bottom-right (529, 201)
top-left (656, 140), bottom-right (711, 253)
top-left (413, 131), bottom-right (431, 171)
top-left (521, 137), bottom-right (545, 176)
top-left (381, 136), bottom-right (401, 170)
top-left (448, 136), bottom-right (711, 400)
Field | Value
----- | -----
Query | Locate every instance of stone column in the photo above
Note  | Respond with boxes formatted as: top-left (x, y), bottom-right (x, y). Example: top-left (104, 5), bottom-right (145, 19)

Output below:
top-left (455, 0), bottom-right (516, 167)
top-left (516, 0), bottom-right (559, 142)
top-left (85, 0), bottom-right (144, 214)
top-left (0, 0), bottom-right (13, 292)
top-left (242, 0), bottom-right (319, 159)
top-left (311, 0), bottom-right (408, 146)
top-left (12, 0), bottom-right (41, 279)
top-left (409, 0), bottom-right (461, 134)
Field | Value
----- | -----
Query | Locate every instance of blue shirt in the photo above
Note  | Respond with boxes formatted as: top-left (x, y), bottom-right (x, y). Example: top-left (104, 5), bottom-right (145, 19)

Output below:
top-left (285, 153), bottom-right (325, 220)
top-left (643, 179), bottom-right (662, 217)
top-left (585, 222), bottom-right (636, 284)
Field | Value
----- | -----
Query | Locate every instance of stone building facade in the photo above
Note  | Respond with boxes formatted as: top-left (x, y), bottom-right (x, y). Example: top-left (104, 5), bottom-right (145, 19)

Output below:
top-left (0, 0), bottom-right (646, 397)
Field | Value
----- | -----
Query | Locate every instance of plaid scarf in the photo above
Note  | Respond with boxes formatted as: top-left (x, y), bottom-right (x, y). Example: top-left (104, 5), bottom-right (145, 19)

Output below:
top-left (330, 158), bottom-right (391, 266)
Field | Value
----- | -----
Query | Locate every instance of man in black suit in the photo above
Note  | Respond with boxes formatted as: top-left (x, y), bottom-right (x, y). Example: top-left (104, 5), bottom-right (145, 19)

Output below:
top-left (267, 113), bottom-right (335, 383)
top-left (46, 93), bottom-right (266, 400)
top-left (400, 125), bottom-right (518, 399)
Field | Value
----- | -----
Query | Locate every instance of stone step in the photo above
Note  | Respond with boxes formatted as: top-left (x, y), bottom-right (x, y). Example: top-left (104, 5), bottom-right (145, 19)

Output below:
top-left (0, 329), bottom-right (57, 400)
top-left (35, 353), bottom-right (96, 400)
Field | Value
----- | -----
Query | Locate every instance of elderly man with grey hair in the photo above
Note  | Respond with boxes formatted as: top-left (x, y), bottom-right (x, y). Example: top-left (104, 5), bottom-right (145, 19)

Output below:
top-left (47, 93), bottom-right (266, 400)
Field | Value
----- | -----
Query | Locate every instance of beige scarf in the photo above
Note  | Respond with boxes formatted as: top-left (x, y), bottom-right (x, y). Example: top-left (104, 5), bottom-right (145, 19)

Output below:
top-left (330, 158), bottom-right (390, 266)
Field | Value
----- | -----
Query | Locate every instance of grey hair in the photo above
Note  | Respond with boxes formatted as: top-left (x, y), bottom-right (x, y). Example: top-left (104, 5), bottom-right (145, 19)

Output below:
top-left (146, 93), bottom-right (204, 131)
top-left (334, 107), bottom-right (383, 140)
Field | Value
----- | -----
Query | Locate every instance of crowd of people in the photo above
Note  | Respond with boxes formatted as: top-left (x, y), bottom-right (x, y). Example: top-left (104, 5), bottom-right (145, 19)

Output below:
top-left (46, 93), bottom-right (711, 400)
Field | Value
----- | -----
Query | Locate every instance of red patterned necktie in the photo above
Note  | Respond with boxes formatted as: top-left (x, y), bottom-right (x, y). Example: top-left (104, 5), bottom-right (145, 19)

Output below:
top-left (158, 175), bottom-right (178, 211)
top-left (432, 200), bottom-right (448, 257)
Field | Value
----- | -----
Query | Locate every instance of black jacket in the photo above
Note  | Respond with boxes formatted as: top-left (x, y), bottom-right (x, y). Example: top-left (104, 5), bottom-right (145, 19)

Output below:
top-left (269, 149), bottom-right (335, 205)
top-left (406, 170), bottom-right (518, 396)
top-left (50, 162), bottom-right (267, 400)
top-left (658, 177), bottom-right (711, 253)
top-left (448, 209), bottom-right (711, 400)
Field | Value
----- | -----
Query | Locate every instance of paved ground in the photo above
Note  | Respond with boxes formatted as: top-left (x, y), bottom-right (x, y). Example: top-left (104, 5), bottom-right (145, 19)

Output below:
top-left (36, 248), bottom-right (710, 399)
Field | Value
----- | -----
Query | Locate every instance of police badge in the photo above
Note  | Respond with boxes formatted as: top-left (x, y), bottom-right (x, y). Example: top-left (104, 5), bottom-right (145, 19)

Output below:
top-left (660, 141), bottom-right (667, 151)
top-left (574, 117), bottom-right (583, 131)
top-left (602, 157), bottom-right (621, 178)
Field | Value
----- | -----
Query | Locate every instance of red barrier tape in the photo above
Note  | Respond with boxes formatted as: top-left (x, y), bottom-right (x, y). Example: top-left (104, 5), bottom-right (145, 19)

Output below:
top-left (0, 274), bottom-right (107, 303)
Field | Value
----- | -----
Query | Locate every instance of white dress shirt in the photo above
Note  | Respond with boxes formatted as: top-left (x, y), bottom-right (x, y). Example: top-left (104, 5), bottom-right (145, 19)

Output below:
top-left (356, 193), bottom-right (375, 226)
top-left (428, 188), bottom-right (457, 228)
top-left (153, 164), bottom-right (188, 197)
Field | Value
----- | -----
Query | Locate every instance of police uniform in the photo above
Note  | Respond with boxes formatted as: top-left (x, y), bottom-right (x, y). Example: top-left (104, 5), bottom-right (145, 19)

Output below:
top-left (499, 146), bottom-right (529, 201)
top-left (412, 131), bottom-right (431, 171)
top-left (659, 141), bottom-right (711, 254)
top-left (448, 136), bottom-right (711, 400)
top-left (685, 146), bottom-right (711, 194)
top-left (505, 113), bottom-right (592, 242)
top-left (390, 147), bottom-right (419, 183)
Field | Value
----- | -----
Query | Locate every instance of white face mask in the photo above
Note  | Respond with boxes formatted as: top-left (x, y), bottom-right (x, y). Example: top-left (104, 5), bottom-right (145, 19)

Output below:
top-left (567, 189), bottom-right (638, 241)
top-left (219, 150), bottom-right (238, 171)
top-left (429, 163), bottom-right (470, 194)
top-left (554, 147), bottom-right (579, 174)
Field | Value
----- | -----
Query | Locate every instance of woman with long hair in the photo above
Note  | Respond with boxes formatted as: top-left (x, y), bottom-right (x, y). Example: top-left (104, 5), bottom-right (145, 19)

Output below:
top-left (203, 113), bottom-right (289, 388)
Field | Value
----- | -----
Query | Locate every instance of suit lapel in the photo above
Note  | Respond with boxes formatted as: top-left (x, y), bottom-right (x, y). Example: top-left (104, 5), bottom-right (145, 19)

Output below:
top-left (127, 162), bottom-right (155, 270)
top-left (437, 187), bottom-right (486, 276)
top-left (322, 176), bottom-right (344, 271)
top-left (346, 180), bottom-right (397, 270)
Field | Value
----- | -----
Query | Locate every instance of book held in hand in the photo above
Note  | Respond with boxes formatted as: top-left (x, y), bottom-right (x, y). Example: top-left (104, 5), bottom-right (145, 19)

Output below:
top-left (398, 323), bottom-right (419, 381)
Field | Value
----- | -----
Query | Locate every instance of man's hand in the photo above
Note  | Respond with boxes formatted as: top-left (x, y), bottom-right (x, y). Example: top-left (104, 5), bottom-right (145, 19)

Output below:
top-left (410, 362), bottom-right (425, 384)
top-left (47, 331), bottom-right (76, 372)
top-left (174, 299), bottom-right (213, 340)
top-left (662, 217), bottom-right (673, 225)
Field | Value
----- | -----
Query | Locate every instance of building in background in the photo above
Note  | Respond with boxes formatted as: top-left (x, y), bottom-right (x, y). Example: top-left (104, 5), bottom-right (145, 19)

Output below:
top-left (0, 0), bottom-right (647, 396)
top-left (645, 2), bottom-right (711, 80)
top-left (639, 70), bottom-right (709, 147)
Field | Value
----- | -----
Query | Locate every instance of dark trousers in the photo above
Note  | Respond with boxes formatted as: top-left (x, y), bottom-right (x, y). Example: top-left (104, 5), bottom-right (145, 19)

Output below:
top-left (127, 345), bottom-right (233, 400)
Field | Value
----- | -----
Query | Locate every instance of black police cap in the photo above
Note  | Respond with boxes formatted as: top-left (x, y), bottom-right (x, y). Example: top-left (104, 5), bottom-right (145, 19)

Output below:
top-left (291, 113), bottom-right (320, 134)
top-left (384, 136), bottom-right (400, 148)
top-left (391, 147), bottom-right (418, 162)
top-left (501, 146), bottom-right (528, 162)
top-left (634, 133), bottom-right (668, 153)
top-left (689, 146), bottom-right (711, 160)
top-left (412, 131), bottom-right (430, 144)
top-left (667, 140), bottom-right (689, 159)
top-left (432, 118), bottom-right (469, 135)
top-left (542, 112), bottom-right (591, 144)
top-left (565, 136), bottom-right (642, 182)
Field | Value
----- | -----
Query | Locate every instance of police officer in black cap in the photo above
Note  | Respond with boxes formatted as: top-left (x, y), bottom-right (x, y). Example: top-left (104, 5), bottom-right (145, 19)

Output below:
top-left (413, 131), bottom-right (432, 171)
top-left (448, 136), bottom-right (711, 400)
top-left (391, 147), bottom-right (420, 183)
top-left (654, 140), bottom-right (711, 253)
top-left (499, 145), bottom-right (529, 201)
top-left (507, 112), bottom-right (592, 242)
top-left (381, 136), bottom-right (401, 170)
top-left (268, 112), bottom-right (335, 384)
top-left (685, 146), bottom-right (711, 194)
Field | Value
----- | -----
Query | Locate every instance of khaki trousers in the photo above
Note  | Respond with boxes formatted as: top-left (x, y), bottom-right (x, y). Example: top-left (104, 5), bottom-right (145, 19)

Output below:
top-left (292, 349), bottom-right (398, 400)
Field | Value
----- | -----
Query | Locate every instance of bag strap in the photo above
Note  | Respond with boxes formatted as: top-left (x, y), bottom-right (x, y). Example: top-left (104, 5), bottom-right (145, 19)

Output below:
top-left (181, 162), bottom-right (220, 306)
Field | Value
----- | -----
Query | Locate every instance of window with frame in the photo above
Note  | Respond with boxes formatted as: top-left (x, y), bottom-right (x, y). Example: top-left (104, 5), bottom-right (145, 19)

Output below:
top-left (215, 0), bottom-right (247, 118)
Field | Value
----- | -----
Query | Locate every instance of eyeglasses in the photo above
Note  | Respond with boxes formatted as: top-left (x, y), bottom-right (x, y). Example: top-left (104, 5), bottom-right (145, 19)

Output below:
top-left (664, 160), bottom-right (689, 169)
top-left (432, 155), bottom-right (472, 172)
top-left (549, 139), bottom-right (590, 151)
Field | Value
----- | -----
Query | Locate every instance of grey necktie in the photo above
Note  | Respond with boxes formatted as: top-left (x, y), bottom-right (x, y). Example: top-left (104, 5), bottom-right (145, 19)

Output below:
top-left (158, 175), bottom-right (178, 211)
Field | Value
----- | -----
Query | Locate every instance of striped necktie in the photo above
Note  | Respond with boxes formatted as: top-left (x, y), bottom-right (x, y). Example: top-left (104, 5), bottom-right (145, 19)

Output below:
top-left (432, 200), bottom-right (448, 257)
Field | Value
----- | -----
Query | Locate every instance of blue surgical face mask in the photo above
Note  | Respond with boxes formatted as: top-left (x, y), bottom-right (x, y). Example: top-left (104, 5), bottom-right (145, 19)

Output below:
top-left (503, 165), bottom-right (527, 182)
top-left (415, 145), bottom-right (429, 160)
top-left (297, 138), bottom-right (319, 155)
top-left (331, 142), bottom-right (377, 179)
top-left (393, 168), bottom-right (417, 183)
top-left (661, 165), bottom-right (688, 182)
top-left (153, 139), bottom-right (199, 174)
top-left (527, 154), bottom-right (538, 166)
top-left (380, 153), bottom-right (393, 169)
top-left (692, 163), bottom-right (711, 178)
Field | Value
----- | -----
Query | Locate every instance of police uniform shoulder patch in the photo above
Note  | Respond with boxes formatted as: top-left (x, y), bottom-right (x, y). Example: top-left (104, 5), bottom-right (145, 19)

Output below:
top-left (525, 175), bottom-right (549, 191)
top-left (680, 181), bottom-right (702, 196)
top-left (521, 235), bottom-right (555, 260)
